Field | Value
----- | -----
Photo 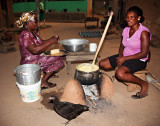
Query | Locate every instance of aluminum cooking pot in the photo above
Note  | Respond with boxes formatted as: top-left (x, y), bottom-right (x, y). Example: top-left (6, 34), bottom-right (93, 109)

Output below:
top-left (74, 63), bottom-right (100, 85)
top-left (60, 38), bottom-right (88, 52)
top-left (14, 64), bottom-right (41, 85)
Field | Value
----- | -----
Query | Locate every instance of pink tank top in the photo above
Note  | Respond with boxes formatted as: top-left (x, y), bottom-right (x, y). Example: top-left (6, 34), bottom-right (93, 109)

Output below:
top-left (122, 23), bottom-right (152, 61)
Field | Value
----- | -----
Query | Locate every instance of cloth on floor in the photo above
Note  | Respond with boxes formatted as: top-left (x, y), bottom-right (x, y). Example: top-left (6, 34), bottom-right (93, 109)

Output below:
top-left (79, 31), bottom-right (102, 38)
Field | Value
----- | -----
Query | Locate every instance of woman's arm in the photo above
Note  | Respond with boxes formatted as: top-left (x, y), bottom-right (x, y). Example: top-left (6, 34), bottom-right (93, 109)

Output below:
top-left (124, 31), bottom-right (150, 60)
top-left (118, 37), bottom-right (124, 57)
top-left (117, 31), bottom-right (150, 66)
top-left (116, 37), bottom-right (124, 67)
top-left (43, 36), bottom-right (59, 44)
top-left (26, 36), bottom-right (58, 55)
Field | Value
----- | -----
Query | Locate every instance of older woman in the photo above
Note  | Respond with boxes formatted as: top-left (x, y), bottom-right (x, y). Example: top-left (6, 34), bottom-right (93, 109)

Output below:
top-left (99, 6), bottom-right (152, 99)
top-left (16, 12), bottom-right (64, 90)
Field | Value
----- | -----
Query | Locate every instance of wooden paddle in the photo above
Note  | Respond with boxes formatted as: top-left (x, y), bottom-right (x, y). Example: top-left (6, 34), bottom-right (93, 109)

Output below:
top-left (92, 12), bottom-right (114, 65)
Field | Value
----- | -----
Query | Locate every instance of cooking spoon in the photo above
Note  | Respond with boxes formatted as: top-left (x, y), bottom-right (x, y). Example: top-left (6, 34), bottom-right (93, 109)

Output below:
top-left (92, 12), bottom-right (114, 66)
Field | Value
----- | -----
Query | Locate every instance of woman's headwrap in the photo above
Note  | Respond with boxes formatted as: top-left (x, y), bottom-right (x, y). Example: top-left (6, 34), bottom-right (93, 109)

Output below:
top-left (16, 12), bottom-right (36, 28)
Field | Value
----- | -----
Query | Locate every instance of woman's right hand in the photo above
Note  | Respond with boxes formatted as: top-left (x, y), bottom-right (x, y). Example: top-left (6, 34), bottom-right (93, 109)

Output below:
top-left (116, 56), bottom-right (126, 67)
top-left (51, 35), bottom-right (59, 44)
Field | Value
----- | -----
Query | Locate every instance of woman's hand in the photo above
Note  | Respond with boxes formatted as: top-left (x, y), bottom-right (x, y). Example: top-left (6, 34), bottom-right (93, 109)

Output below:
top-left (55, 35), bottom-right (59, 40)
top-left (116, 57), bottom-right (126, 67)
top-left (51, 35), bottom-right (59, 44)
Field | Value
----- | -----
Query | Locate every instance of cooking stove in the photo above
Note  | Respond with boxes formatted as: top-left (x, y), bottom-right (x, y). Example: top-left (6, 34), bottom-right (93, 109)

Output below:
top-left (82, 84), bottom-right (99, 101)
top-left (78, 76), bottom-right (103, 107)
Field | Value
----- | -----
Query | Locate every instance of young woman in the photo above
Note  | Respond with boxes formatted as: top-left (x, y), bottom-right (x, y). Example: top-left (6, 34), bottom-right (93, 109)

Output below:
top-left (99, 6), bottom-right (152, 99)
top-left (16, 12), bottom-right (64, 90)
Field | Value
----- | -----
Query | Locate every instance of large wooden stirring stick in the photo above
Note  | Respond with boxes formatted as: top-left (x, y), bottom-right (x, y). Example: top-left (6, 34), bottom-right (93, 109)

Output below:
top-left (92, 12), bottom-right (114, 65)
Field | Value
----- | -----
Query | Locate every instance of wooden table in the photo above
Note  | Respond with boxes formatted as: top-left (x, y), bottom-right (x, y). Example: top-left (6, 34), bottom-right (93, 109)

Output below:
top-left (66, 48), bottom-right (96, 75)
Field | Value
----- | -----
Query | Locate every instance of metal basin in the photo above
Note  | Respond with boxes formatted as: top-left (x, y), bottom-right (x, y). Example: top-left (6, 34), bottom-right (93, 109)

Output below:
top-left (60, 38), bottom-right (88, 52)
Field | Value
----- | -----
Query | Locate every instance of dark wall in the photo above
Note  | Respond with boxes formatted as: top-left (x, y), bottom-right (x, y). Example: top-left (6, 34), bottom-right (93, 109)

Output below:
top-left (0, 1), bottom-right (6, 29)
top-left (0, 0), bottom-right (14, 29)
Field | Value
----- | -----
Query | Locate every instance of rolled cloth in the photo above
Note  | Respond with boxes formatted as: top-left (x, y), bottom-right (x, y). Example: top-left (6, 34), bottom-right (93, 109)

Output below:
top-left (16, 12), bottom-right (36, 28)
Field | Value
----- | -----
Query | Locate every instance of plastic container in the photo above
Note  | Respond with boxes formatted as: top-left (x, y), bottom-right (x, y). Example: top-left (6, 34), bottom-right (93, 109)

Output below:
top-left (16, 80), bottom-right (41, 103)
top-left (14, 64), bottom-right (41, 85)
top-left (89, 43), bottom-right (97, 52)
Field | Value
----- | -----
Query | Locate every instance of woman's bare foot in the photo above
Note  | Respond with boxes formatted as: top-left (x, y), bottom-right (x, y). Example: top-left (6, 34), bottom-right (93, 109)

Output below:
top-left (41, 71), bottom-right (56, 90)
top-left (51, 75), bottom-right (59, 78)
top-left (41, 81), bottom-right (56, 90)
top-left (139, 81), bottom-right (149, 96)
top-left (131, 82), bottom-right (149, 99)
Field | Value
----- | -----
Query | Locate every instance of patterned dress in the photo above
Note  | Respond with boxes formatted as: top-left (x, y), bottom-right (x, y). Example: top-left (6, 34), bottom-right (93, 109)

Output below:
top-left (18, 30), bottom-right (64, 73)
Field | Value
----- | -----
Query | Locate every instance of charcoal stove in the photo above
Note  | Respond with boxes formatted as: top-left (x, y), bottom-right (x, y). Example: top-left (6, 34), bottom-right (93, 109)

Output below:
top-left (74, 63), bottom-right (114, 106)
top-left (74, 72), bottom-right (114, 107)
top-left (75, 75), bottom-right (104, 106)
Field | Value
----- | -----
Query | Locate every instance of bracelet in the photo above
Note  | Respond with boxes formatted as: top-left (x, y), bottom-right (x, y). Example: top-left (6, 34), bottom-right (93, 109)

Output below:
top-left (54, 35), bottom-right (59, 42)
top-left (55, 35), bottom-right (59, 39)
top-left (52, 36), bottom-right (57, 40)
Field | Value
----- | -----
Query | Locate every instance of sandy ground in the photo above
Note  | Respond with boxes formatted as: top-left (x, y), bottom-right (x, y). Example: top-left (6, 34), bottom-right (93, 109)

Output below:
top-left (0, 22), bottom-right (160, 126)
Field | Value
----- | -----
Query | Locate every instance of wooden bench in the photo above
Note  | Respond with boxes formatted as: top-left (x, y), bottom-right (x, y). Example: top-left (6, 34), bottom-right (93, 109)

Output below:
top-left (66, 48), bottom-right (96, 75)
top-left (84, 17), bottom-right (99, 28)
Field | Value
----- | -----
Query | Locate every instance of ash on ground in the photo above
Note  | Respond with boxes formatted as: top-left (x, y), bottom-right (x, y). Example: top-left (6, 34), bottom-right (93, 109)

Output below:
top-left (87, 98), bottom-right (116, 114)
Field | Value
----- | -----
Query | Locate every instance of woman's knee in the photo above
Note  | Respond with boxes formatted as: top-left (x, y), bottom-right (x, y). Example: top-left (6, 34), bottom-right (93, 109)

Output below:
top-left (115, 67), bottom-right (130, 80)
top-left (99, 58), bottom-right (108, 68)
top-left (115, 69), bottom-right (125, 80)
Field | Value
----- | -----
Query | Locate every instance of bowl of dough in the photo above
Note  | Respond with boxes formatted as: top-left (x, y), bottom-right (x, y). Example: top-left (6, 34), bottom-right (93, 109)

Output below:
top-left (45, 49), bottom-right (67, 56)
top-left (60, 38), bottom-right (88, 52)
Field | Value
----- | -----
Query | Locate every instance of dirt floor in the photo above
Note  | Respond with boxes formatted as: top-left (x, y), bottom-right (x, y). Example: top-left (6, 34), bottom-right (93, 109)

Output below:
top-left (0, 22), bottom-right (160, 126)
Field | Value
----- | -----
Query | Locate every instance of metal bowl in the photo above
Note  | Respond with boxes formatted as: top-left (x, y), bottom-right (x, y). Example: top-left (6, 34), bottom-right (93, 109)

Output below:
top-left (60, 38), bottom-right (88, 52)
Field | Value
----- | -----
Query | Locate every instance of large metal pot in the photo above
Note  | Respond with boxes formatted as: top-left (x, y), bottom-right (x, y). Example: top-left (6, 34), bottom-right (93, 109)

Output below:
top-left (14, 64), bottom-right (41, 85)
top-left (60, 38), bottom-right (88, 52)
top-left (74, 63), bottom-right (100, 85)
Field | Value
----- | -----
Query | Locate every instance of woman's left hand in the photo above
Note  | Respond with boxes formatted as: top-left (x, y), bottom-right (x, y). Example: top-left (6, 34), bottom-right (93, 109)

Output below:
top-left (116, 57), bottom-right (126, 67)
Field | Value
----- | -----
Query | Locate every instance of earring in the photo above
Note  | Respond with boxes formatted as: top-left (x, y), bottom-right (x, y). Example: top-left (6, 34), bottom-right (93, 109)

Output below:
top-left (138, 19), bottom-right (140, 21)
